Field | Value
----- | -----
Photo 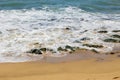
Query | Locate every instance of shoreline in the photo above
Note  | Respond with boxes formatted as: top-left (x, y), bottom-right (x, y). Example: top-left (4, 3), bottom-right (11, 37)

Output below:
top-left (0, 50), bottom-right (120, 80)
top-left (0, 48), bottom-right (120, 63)
top-left (0, 55), bottom-right (120, 80)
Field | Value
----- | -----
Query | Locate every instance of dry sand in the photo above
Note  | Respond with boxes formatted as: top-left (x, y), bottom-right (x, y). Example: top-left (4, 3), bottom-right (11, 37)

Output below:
top-left (0, 53), bottom-right (120, 80)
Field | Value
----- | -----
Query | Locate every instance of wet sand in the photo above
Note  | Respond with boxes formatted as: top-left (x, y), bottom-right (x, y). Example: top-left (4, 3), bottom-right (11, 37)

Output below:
top-left (0, 49), bottom-right (120, 80)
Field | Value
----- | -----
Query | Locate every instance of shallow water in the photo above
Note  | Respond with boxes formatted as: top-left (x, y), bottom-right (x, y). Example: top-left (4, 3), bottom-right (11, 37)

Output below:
top-left (0, 0), bottom-right (120, 13)
top-left (0, 0), bottom-right (120, 62)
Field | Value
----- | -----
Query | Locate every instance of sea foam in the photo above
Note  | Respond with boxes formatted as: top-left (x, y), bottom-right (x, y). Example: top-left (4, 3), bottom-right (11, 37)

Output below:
top-left (0, 7), bottom-right (120, 62)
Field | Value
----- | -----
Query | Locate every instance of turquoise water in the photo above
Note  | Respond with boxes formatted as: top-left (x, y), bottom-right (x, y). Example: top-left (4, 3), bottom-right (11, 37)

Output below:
top-left (0, 0), bottom-right (120, 13)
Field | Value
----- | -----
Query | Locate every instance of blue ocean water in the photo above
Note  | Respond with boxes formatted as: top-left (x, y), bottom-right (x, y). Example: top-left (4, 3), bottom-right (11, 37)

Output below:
top-left (0, 0), bottom-right (120, 13)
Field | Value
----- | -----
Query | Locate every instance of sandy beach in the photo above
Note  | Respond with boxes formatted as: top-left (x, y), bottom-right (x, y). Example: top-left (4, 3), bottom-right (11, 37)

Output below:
top-left (0, 0), bottom-right (120, 80)
top-left (0, 51), bottom-right (120, 80)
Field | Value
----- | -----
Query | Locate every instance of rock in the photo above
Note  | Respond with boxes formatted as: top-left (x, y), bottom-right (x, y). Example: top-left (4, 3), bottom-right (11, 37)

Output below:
top-left (65, 27), bottom-right (70, 30)
top-left (112, 30), bottom-right (120, 32)
top-left (98, 30), bottom-right (108, 33)
top-left (40, 48), bottom-right (47, 51)
top-left (103, 38), bottom-right (120, 43)
top-left (65, 45), bottom-right (75, 51)
top-left (81, 37), bottom-right (90, 41)
top-left (57, 47), bottom-right (67, 51)
top-left (91, 49), bottom-right (99, 53)
top-left (110, 52), bottom-right (115, 55)
top-left (28, 49), bottom-right (42, 54)
top-left (83, 44), bottom-right (103, 48)
top-left (111, 34), bottom-right (120, 39)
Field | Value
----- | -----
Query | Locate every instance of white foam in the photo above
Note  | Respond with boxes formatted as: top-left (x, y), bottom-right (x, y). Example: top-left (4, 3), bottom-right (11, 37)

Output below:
top-left (0, 7), bottom-right (120, 62)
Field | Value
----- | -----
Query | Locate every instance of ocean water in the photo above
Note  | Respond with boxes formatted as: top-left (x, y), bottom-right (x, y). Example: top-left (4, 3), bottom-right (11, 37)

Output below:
top-left (0, 0), bottom-right (120, 62)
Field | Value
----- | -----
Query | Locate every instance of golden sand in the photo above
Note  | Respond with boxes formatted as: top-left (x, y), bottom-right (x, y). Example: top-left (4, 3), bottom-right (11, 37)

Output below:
top-left (0, 56), bottom-right (120, 80)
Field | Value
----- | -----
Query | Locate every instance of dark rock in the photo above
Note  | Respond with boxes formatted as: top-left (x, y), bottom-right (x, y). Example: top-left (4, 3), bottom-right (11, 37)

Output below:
top-left (113, 77), bottom-right (119, 79)
top-left (40, 48), bottom-right (47, 51)
top-left (49, 18), bottom-right (56, 21)
top-left (112, 30), bottom-right (120, 33)
top-left (91, 49), bottom-right (99, 53)
top-left (111, 34), bottom-right (120, 39)
top-left (110, 52), bottom-right (115, 55)
top-left (103, 38), bottom-right (120, 43)
top-left (28, 49), bottom-right (42, 54)
top-left (65, 27), bottom-right (70, 30)
top-left (57, 47), bottom-right (67, 51)
top-left (65, 45), bottom-right (75, 51)
top-left (104, 38), bottom-right (120, 43)
top-left (83, 44), bottom-right (103, 48)
top-left (98, 30), bottom-right (108, 33)
top-left (81, 37), bottom-right (90, 41)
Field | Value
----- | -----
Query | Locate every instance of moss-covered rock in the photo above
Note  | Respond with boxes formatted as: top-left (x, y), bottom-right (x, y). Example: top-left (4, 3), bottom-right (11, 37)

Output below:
top-left (83, 44), bottom-right (103, 48)
top-left (103, 38), bottom-right (120, 43)
top-left (111, 34), bottom-right (120, 39)
top-left (28, 49), bottom-right (42, 54)
top-left (112, 30), bottom-right (120, 32)
top-left (65, 45), bottom-right (75, 51)
top-left (98, 30), bottom-right (108, 33)
top-left (57, 47), bottom-right (67, 51)
top-left (40, 48), bottom-right (47, 51)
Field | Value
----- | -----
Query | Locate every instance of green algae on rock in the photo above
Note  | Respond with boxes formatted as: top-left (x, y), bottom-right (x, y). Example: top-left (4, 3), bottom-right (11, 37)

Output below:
top-left (98, 30), bottom-right (108, 33)
top-left (83, 44), bottom-right (104, 48)
top-left (103, 38), bottom-right (120, 43)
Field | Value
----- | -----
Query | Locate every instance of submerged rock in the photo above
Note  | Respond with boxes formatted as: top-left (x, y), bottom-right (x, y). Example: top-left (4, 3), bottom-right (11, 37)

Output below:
top-left (103, 38), bottom-right (120, 43)
top-left (91, 49), bottom-right (99, 53)
top-left (110, 52), bottom-right (115, 55)
top-left (40, 48), bottom-right (47, 52)
top-left (57, 47), bottom-right (67, 51)
top-left (81, 37), bottom-right (90, 41)
top-left (83, 44), bottom-right (103, 48)
top-left (28, 49), bottom-right (42, 55)
top-left (112, 30), bottom-right (120, 33)
top-left (65, 45), bottom-right (75, 51)
top-left (98, 30), bottom-right (108, 33)
top-left (65, 27), bottom-right (70, 30)
top-left (111, 34), bottom-right (120, 39)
